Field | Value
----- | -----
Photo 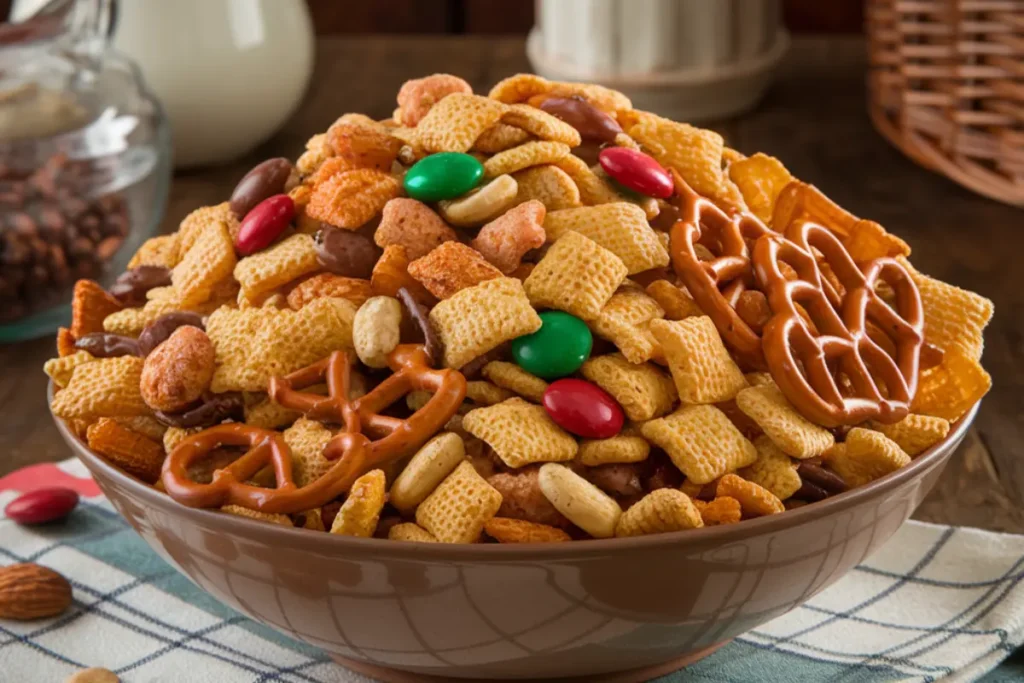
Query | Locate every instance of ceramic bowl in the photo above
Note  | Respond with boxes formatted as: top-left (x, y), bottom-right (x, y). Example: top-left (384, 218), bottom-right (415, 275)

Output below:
top-left (52, 401), bottom-right (978, 681)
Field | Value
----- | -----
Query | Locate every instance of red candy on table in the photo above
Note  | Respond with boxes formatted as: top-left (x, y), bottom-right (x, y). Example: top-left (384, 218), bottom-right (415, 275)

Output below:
top-left (598, 147), bottom-right (674, 199)
top-left (235, 194), bottom-right (295, 255)
top-left (542, 379), bottom-right (624, 439)
top-left (5, 487), bottom-right (79, 525)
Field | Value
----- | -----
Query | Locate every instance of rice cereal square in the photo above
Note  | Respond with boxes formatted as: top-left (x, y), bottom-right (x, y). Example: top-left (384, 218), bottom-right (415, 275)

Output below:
top-left (649, 316), bottom-right (747, 403)
top-left (543, 204), bottom-right (669, 275)
top-left (641, 405), bottom-right (757, 484)
top-left (463, 398), bottom-right (578, 468)
top-left (523, 231), bottom-right (627, 321)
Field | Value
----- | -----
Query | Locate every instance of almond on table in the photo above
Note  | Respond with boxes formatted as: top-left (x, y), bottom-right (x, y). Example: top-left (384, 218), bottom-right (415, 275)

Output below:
top-left (44, 72), bottom-right (991, 543)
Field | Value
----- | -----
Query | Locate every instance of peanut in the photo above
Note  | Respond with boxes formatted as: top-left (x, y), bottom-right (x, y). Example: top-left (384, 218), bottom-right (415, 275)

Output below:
top-left (352, 296), bottom-right (402, 368)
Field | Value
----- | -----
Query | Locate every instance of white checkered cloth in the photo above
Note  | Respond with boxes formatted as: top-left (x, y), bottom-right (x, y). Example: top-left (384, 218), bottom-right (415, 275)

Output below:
top-left (1, 459), bottom-right (1022, 683)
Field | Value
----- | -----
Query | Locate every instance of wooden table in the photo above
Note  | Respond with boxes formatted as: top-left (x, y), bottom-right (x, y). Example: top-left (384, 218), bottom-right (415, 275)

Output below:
top-left (2, 36), bottom-right (1020, 534)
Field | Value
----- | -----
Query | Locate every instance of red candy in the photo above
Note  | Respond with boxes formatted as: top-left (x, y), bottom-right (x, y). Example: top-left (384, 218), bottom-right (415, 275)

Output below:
top-left (5, 487), bottom-right (79, 525)
top-left (235, 194), bottom-right (295, 255)
top-left (542, 379), bottom-right (624, 439)
top-left (598, 147), bottom-right (674, 199)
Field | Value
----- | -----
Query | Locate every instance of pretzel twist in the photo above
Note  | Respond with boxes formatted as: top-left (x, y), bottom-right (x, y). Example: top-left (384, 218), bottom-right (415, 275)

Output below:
top-left (752, 221), bottom-right (924, 427)
top-left (161, 344), bottom-right (466, 514)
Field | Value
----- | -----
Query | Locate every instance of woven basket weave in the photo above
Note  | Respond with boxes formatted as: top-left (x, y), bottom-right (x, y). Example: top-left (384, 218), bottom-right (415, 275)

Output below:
top-left (866, 0), bottom-right (1023, 206)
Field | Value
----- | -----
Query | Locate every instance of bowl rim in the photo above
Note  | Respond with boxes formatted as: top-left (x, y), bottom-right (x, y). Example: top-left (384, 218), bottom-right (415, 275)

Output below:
top-left (50, 383), bottom-right (977, 560)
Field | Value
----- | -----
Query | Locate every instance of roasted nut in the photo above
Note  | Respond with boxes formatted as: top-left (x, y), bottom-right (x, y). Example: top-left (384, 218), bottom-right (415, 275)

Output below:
top-left (140, 326), bottom-right (216, 412)
top-left (353, 296), bottom-right (403, 368)
top-left (0, 563), bottom-right (73, 620)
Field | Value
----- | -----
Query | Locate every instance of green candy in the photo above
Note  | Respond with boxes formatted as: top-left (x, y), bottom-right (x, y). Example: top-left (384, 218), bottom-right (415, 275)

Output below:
top-left (403, 152), bottom-right (484, 202)
top-left (512, 311), bottom-right (593, 379)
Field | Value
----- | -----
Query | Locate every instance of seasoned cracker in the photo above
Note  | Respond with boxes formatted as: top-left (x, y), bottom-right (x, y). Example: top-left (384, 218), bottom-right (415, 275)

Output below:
top-left (408, 241), bottom-right (503, 300)
top-left (306, 169), bottom-right (400, 230)
top-left (396, 74), bottom-right (473, 126)
top-left (716, 473), bottom-right (784, 517)
top-left (727, 153), bottom-right (794, 224)
top-left (416, 460), bottom-right (503, 543)
top-left (580, 354), bottom-right (676, 422)
top-left (286, 274), bottom-right (372, 309)
top-left (482, 361), bottom-right (548, 403)
top-left (470, 200), bottom-right (547, 274)
top-left (428, 277), bottom-right (541, 369)
top-left (641, 405), bottom-right (757, 484)
top-left (911, 348), bottom-right (991, 422)
top-left (695, 496), bottom-right (742, 526)
top-left (650, 316), bottom-right (747, 403)
top-left (543, 203), bottom-right (669, 275)
top-left (523, 231), bottom-right (627, 321)
top-left (86, 418), bottom-right (164, 483)
top-left (371, 244), bottom-right (435, 304)
top-left (463, 398), bottom-right (578, 468)
top-left (70, 280), bottom-right (123, 338)
top-left (484, 517), bottom-right (571, 543)
top-left (735, 384), bottom-right (834, 458)
top-left (374, 198), bottom-right (458, 260)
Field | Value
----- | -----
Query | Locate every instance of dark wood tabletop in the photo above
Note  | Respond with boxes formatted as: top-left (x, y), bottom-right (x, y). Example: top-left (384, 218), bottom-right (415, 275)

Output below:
top-left (2, 36), bottom-right (1020, 533)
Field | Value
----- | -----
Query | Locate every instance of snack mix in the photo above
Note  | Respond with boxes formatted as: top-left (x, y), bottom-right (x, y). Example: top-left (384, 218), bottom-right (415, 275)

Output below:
top-left (46, 73), bottom-right (994, 544)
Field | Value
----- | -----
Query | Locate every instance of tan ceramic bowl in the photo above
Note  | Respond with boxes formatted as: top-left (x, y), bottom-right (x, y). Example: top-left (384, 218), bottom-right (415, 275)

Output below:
top-left (52, 402), bottom-right (978, 682)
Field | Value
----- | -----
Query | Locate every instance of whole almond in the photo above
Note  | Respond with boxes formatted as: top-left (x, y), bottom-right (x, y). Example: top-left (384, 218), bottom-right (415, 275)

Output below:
top-left (66, 668), bottom-right (119, 683)
top-left (0, 563), bottom-right (73, 620)
top-left (140, 326), bottom-right (215, 413)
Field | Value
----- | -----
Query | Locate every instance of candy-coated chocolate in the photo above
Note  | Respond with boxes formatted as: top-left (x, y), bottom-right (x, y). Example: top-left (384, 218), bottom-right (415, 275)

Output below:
top-left (403, 152), bottom-right (484, 202)
top-left (4, 487), bottom-right (79, 525)
top-left (229, 158), bottom-right (294, 219)
top-left (599, 147), bottom-right (674, 199)
top-left (542, 379), bottom-right (624, 439)
top-left (511, 311), bottom-right (592, 379)
top-left (235, 194), bottom-right (295, 255)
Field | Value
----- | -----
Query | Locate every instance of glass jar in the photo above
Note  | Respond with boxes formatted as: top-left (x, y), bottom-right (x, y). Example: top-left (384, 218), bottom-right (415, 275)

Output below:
top-left (0, 0), bottom-right (171, 342)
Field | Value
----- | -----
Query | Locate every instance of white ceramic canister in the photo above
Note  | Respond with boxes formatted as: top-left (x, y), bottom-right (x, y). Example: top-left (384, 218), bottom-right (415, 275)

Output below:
top-left (531, 0), bottom-right (789, 121)
top-left (14, 0), bottom-right (315, 168)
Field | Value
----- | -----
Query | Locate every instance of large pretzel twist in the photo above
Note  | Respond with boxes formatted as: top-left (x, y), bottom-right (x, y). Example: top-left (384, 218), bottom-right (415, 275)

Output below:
top-left (752, 221), bottom-right (924, 427)
top-left (161, 344), bottom-right (467, 514)
top-left (668, 170), bottom-right (775, 368)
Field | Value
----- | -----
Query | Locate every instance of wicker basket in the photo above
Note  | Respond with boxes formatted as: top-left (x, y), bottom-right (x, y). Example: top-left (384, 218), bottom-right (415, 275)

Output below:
top-left (866, 0), bottom-right (1023, 207)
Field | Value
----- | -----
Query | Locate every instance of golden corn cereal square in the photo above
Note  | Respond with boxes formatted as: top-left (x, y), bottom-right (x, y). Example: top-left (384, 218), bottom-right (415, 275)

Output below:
top-left (416, 93), bottom-right (508, 153)
top-left (396, 74), bottom-right (473, 126)
top-left (235, 234), bottom-right (321, 303)
top-left (901, 258), bottom-right (993, 362)
top-left (589, 286), bottom-right (665, 364)
top-left (580, 354), bottom-right (676, 422)
top-left (286, 274), bottom-right (373, 310)
top-left (650, 316), bottom-right (747, 404)
top-left (696, 496), bottom-right (742, 526)
top-left (825, 427), bottom-right (911, 488)
top-left (911, 348), bottom-right (991, 422)
top-left (640, 405), bottom-right (757, 484)
top-left (740, 436), bottom-right (801, 500)
top-left (615, 489), bottom-right (703, 537)
top-left (524, 231), bottom-right (627, 321)
top-left (389, 523), bottom-right (438, 542)
top-left (484, 517), bottom-right (571, 543)
top-left (283, 417), bottom-right (334, 487)
top-left (331, 469), bottom-right (387, 537)
top-left (51, 356), bottom-right (149, 421)
top-left (735, 385), bottom-right (834, 458)
top-left (484, 141), bottom-right (572, 179)
top-left (553, 154), bottom-right (622, 207)
top-left (727, 153), bottom-right (794, 224)
top-left (512, 165), bottom-right (582, 211)
top-left (623, 113), bottom-right (744, 209)
top-left (416, 460), bottom-right (503, 543)
top-left (645, 281), bottom-right (705, 320)
top-left (501, 104), bottom-right (581, 147)
top-left (70, 280), bottom-right (123, 338)
top-left (244, 395), bottom-right (303, 429)
top-left (86, 418), bottom-right (164, 483)
top-left (306, 169), bottom-right (401, 230)
top-left (463, 398), bottom-right (578, 468)
top-left (482, 361), bottom-right (549, 403)
top-left (163, 426), bottom-right (201, 454)
top-left (744, 372), bottom-right (775, 388)
top-left (716, 473), bottom-right (784, 517)
top-left (429, 276), bottom-right (542, 369)
top-left (43, 350), bottom-right (95, 389)
top-left (845, 220), bottom-right (910, 262)
top-left (473, 123), bottom-right (533, 153)
top-left (207, 297), bottom-right (355, 392)
top-left (408, 242), bottom-right (503, 300)
top-left (171, 219), bottom-right (238, 308)
top-left (128, 233), bottom-right (180, 270)
top-left (543, 204), bottom-right (670, 275)
top-left (488, 74), bottom-right (632, 114)
top-left (466, 381), bottom-right (515, 406)
top-left (868, 414), bottom-right (950, 457)
top-left (112, 416), bottom-right (167, 443)
top-left (578, 435), bottom-right (650, 466)
top-left (178, 202), bottom-right (238, 256)
top-left (487, 74), bottom-right (553, 104)
top-left (293, 508), bottom-right (326, 531)
top-left (223, 505), bottom-right (293, 527)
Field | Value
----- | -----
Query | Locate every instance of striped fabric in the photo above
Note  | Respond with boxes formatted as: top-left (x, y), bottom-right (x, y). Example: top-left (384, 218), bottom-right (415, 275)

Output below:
top-left (1, 460), bottom-right (1022, 683)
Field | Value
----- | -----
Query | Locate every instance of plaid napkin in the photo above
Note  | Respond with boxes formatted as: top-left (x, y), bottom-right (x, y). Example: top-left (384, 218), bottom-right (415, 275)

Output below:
top-left (2, 460), bottom-right (1022, 683)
